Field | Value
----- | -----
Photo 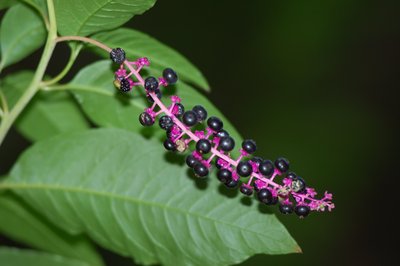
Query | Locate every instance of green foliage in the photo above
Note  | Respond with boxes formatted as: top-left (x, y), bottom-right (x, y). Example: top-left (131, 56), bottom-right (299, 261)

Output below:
top-left (93, 28), bottom-right (210, 90)
top-left (0, 192), bottom-right (103, 266)
top-left (16, 91), bottom-right (90, 141)
top-left (0, 71), bottom-right (33, 109)
top-left (0, 0), bottom-right (15, 10)
top-left (0, 4), bottom-right (46, 70)
top-left (0, 247), bottom-right (90, 266)
top-left (54, 0), bottom-right (157, 36)
top-left (3, 128), bottom-right (299, 266)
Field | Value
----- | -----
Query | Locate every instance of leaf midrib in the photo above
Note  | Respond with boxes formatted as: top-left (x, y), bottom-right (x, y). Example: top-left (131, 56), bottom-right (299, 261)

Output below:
top-left (0, 182), bottom-right (277, 239)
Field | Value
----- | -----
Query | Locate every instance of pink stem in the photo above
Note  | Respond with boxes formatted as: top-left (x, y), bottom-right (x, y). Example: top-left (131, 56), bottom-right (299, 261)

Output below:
top-left (124, 61), bottom-right (327, 205)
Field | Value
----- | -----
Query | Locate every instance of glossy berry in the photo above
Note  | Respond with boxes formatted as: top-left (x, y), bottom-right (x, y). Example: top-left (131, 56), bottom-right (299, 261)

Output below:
top-left (159, 115), bottom-right (173, 130)
top-left (225, 179), bottom-right (238, 189)
top-left (194, 163), bottom-right (209, 177)
top-left (270, 196), bottom-right (278, 205)
top-left (279, 204), bottom-right (293, 214)
top-left (139, 112), bottom-right (154, 126)
top-left (119, 78), bottom-right (131, 92)
top-left (257, 188), bottom-right (272, 204)
top-left (182, 110), bottom-right (197, 127)
top-left (236, 161), bottom-right (253, 177)
top-left (219, 136), bottom-right (235, 152)
top-left (217, 169), bottom-right (232, 183)
top-left (147, 89), bottom-right (162, 103)
top-left (215, 130), bottom-right (229, 138)
top-left (110, 48), bottom-right (125, 64)
top-left (242, 139), bottom-right (257, 154)
top-left (186, 155), bottom-right (198, 168)
top-left (196, 139), bottom-right (211, 154)
top-left (295, 205), bottom-right (310, 218)
top-left (162, 68), bottom-right (178, 84)
top-left (174, 103), bottom-right (185, 117)
top-left (291, 177), bottom-right (306, 193)
top-left (258, 160), bottom-right (274, 177)
top-left (163, 139), bottom-right (176, 151)
top-left (192, 105), bottom-right (208, 122)
top-left (251, 156), bottom-right (263, 164)
top-left (240, 184), bottom-right (253, 196)
top-left (287, 171), bottom-right (297, 180)
top-left (207, 116), bottom-right (223, 131)
top-left (275, 157), bottom-right (290, 173)
top-left (144, 77), bottom-right (159, 92)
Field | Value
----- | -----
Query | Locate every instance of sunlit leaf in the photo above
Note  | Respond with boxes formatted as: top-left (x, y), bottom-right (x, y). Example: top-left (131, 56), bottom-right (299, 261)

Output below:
top-left (0, 192), bottom-right (103, 266)
top-left (54, 0), bottom-right (157, 36)
top-left (3, 128), bottom-right (299, 266)
top-left (0, 247), bottom-right (90, 266)
top-left (0, 4), bottom-right (46, 69)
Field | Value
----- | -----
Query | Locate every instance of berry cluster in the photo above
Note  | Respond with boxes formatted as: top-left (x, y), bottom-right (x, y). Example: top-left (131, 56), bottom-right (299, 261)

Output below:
top-left (110, 48), bottom-right (335, 218)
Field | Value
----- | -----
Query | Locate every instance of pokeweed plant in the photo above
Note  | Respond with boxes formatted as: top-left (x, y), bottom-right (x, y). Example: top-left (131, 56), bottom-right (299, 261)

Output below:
top-left (0, 1), bottom-right (334, 266)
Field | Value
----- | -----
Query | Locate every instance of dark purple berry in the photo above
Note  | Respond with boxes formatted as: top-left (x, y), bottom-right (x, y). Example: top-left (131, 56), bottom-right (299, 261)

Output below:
top-left (182, 110), bottom-right (197, 127)
top-left (251, 156), bottom-right (263, 164)
top-left (110, 48), bottom-right (125, 64)
top-left (240, 184), bottom-right (253, 196)
top-left (287, 172), bottom-right (297, 180)
top-left (225, 179), bottom-right (238, 189)
top-left (275, 157), bottom-right (290, 173)
top-left (162, 68), bottom-right (178, 84)
top-left (159, 115), bottom-right (173, 130)
top-left (119, 78), bottom-right (131, 92)
top-left (215, 130), bottom-right (229, 138)
top-left (279, 204), bottom-right (293, 214)
top-left (207, 116), bottom-right (223, 131)
top-left (174, 103), bottom-right (185, 117)
top-left (291, 177), bottom-right (306, 193)
top-left (186, 155), bottom-right (198, 168)
top-left (196, 139), bottom-right (211, 154)
top-left (259, 160), bottom-right (274, 177)
top-left (257, 188), bottom-right (272, 204)
top-left (192, 105), bottom-right (208, 122)
top-left (194, 163), bottom-right (209, 177)
top-left (242, 139), bottom-right (257, 154)
top-left (295, 205), bottom-right (310, 218)
top-left (217, 169), bottom-right (231, 183)
top-left (219, 136), bottom-right (235, 152)
top-left (139, 112), bottom-right (154, 126)
top-left (163, 139), bottom-right (176, 151)
top-left (270, 196), bottom-right (278, 205)
top-left (144, 77), bottom-right (159, 92)
top-left (236, 161), bottom-right (253, 177)
top-left (147, 89), bottom-right (162, 103)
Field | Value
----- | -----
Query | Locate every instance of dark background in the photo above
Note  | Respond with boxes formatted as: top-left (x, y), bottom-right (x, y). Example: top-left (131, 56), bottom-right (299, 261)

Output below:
top-left (1, 0), bottom-right (399, 265)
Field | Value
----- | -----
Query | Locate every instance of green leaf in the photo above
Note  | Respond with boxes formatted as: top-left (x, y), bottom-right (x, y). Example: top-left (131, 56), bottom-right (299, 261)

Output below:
top-left (0, 192), bottom-right (103, 266)
top-left (3, 128), bottom-right (299, 266)
top-left (0, 0), bottom-right (16, 10)
top-left (0, 71), bottom-right (33, 110)
top-left (54, 0), bottom-right (157, 36)
top-left (0, 4), bottom-right (46, 70)
top-left (68, 60), bottom-right (229, 138)
top-left (92, 28), bottom-right (210, 90)
top-left (16, 91), bottom-right (90, 142)
top-left (0, 247), bottom-right (90, 266)
top-left (68, 60), bottom-right (147, 132)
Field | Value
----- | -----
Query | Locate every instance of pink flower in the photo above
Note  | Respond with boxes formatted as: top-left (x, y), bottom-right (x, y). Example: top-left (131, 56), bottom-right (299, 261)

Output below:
top-left (170, 95), bottom-right (181, 103)
top-left (306, 187), bottom-right (317, 197)
top-left (324, 191), bottom-right (333, 200)
top-left (283, 178), bottom-right (292, 186)
top-left (158, 77), bottom-right (168, 87)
